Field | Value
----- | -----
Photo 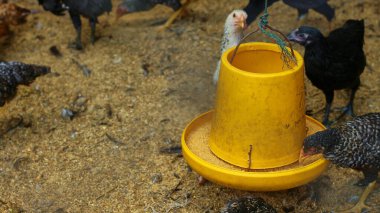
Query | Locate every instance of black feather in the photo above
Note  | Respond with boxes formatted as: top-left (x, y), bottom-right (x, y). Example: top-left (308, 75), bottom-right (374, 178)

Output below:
top-left (297, 20), bottom-right (366, 91)
top-left (0, 62), bottom-right (50, 106)
top-left (38, 0), bottom-right (66, 16)
top-left (288, 20), bottom-right (366, 124)
top-left (63, 0), bottom-right (112, 18)
top-left (38, 0), bottom-right (112, 49)
top-left (244, 0), bottom-right (334, 25)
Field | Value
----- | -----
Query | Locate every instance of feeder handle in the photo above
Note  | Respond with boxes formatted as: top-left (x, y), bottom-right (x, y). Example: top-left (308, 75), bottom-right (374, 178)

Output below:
top-left (265, 25), bottom-right (296, 58)
top-left (229, 28), bottom-right (260, 64)
top-left (229, 26), bottom-right (296, 64)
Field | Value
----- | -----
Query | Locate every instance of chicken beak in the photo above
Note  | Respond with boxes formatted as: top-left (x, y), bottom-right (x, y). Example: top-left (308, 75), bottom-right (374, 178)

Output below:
top-left (287, 30), bottom-right (298, 42)
top-left (241, 21), bottom-right (247, 30)
top-left (287, 29), bottom-right (307, 44)
top-left (300, 147), bottom-right (320, 158)
top-left (299, 148), bottom-right (323, 165)
top-left (238, 16), bottom-right (247, 30)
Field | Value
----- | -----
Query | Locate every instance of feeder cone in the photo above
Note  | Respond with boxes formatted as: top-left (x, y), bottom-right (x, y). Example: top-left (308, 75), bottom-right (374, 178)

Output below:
top-left (181, 42), bottom-right (329, 191)
top-left (210, 42), bottom-right (305, 169)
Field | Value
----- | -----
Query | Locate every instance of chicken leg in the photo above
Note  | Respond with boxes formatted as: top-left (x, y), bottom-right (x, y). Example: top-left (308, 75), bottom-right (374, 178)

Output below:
top-left (89, 17), bottom-right (97, 45)
top-left (158, 0), bottom-right (190, 30)
top-left (356, 168), bottom-right (379, 187)
top-left (334, 84), bottom-right (359, 123)
top-left (343, 87), bottom-right (359, 117)
top-left (322, 90), bottom-right (334, 126)
top-left (68, 11), bottom-right (83, 50)
top-left (339, 181), bottom-right (376, 213)
top-left (313, 2), bottom-right (335, 31)
top-left (297, 8), bottom-right (308, 26)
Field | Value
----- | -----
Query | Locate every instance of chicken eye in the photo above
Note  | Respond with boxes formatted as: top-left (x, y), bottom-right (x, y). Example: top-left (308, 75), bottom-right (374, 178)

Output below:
top-left (233, 13), bottom-right (236, 18)
top-left (298, 33), bottom-right (307, 38)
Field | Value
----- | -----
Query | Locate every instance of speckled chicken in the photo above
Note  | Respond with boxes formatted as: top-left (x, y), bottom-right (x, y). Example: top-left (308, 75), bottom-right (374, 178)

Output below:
top-left (38, 0), bottom-right (112, 50)
top-left (302, 113), bottom-right (380, 213)
top-left (116, 0), bottom-right (191, 30)
top-left (287, 20), bottom-right (366, 125)
top-left (0, 62), bottom-right (50, 106)
top-left (220, 196), bottom-right (277, 213)
top-left (0, 2), bottom-right (32, 38)
top-left (213, 9), bottom-right (247, 85)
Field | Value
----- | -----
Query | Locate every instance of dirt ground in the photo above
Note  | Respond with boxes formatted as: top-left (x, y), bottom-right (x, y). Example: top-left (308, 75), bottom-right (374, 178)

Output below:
top-left (0, 0), bottom-right (379, 212)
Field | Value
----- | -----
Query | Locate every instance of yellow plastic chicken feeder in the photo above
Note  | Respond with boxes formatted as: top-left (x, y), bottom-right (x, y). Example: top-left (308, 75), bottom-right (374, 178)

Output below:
top-left (182, 42), bottom-right (329, 191)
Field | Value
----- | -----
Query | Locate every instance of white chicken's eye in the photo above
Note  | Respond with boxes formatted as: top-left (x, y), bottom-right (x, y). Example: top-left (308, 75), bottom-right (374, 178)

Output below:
top-left (232, 13), bottom-right (236, 18)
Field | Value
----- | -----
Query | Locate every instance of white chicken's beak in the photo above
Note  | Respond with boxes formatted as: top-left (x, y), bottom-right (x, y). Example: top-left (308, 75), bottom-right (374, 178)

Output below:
top-left (238, 16), bottom-right (247, 30)
top-left (241, 21), bottom-right (247, 30)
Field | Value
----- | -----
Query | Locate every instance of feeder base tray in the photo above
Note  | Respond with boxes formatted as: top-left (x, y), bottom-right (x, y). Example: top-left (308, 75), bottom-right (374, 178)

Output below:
top-left (181, 110), bottom-right (329, 191)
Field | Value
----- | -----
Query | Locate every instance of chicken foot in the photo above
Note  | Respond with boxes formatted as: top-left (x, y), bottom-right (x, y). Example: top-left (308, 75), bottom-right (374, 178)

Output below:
top-left (159, 0), bottom-right (190, 30)
top-left (339, 181), bottom-right (376, 213)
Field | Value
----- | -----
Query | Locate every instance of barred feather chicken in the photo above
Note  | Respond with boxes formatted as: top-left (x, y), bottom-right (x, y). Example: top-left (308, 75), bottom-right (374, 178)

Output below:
top-left (116, 0), bottom-right (191, 30)
top-left (213, 10), bottom-right (247, 85)
top-left (38, 0), bottom-right (112, 50)
top-left (221, 196), bottom-right (277, 213)
top-left (301, 113), bottom-right (380, 213)
top-left (0, 2), bottom-right (32, 38)
top-left (288, 20), bottom-right (366, 125)
top-left (0, 62), bottom-right (50, 106)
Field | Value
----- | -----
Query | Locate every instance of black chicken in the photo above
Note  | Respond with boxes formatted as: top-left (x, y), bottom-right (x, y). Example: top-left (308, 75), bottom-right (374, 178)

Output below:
top-left (38, 0), bottom-right (112, 50)
top-left (302, 113), bottom-right (380, 212)
top-left (287, 20), bottom-right (366, 125)
top-left (116, 0), bottom-right (190, 30)
top-left (244, 0), bottom-right (334, 26)
top-left (0, 61), bottom-right (50, 106)
top-left (220, 196), bottom-right (277, 213)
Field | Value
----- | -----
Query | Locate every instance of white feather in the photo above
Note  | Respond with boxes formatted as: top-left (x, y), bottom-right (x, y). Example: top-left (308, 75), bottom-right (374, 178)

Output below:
top-left (213, 9), bottom-right (247, 85)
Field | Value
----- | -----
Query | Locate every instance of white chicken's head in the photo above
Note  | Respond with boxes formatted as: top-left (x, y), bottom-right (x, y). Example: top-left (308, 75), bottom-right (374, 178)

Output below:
top-left (225, 10), bottom-right (248, 32)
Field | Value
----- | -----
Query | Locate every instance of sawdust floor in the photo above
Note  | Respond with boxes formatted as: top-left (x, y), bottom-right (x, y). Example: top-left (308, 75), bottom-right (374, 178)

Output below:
top-left (0, 0), bottom-right (379, 212)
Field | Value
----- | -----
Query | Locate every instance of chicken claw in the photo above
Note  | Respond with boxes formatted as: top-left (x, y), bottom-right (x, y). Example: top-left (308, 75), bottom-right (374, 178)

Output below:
top-left (338, 181), bottom-right (376, 213)
top-left (158, 0), bottom-right (190, 31)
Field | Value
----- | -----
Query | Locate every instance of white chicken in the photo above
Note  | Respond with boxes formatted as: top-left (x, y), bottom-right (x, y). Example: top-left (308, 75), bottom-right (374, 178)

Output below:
top-left (213, 10), bottom-right (247, 85)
